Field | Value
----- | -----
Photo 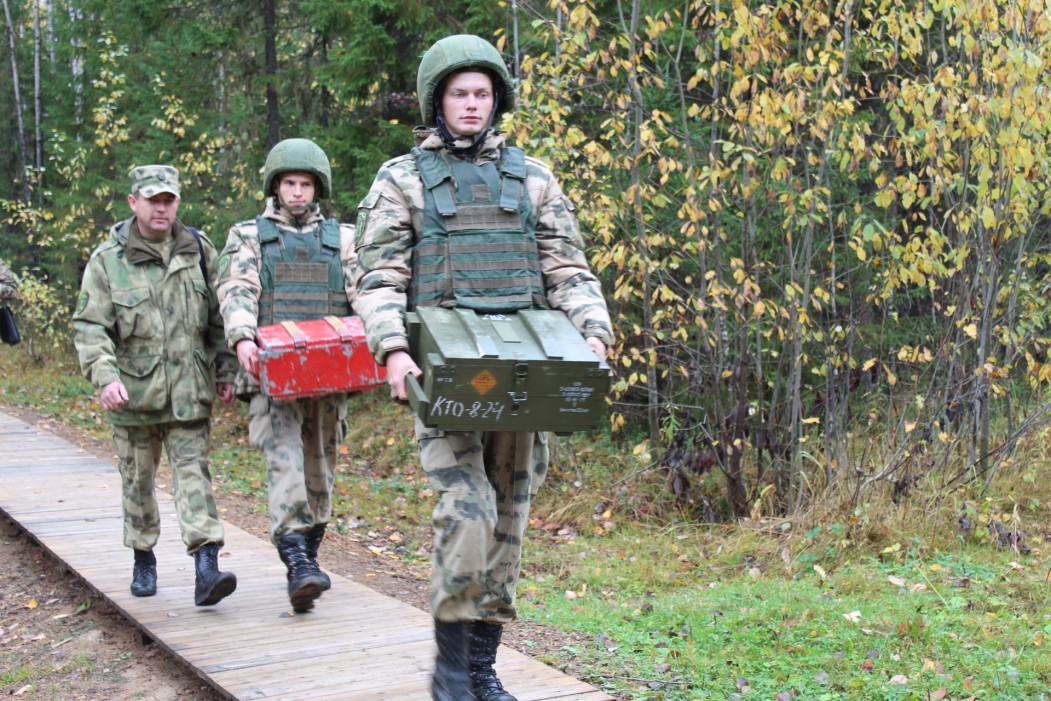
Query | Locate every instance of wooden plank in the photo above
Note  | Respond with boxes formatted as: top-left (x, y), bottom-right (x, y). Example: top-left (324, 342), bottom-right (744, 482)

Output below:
top-left (0, 411), bottom-right (613, 701)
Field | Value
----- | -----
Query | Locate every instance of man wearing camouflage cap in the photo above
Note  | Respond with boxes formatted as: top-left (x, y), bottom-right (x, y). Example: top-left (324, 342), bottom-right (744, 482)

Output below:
top-left (216, 138), bottom-right (357, 614)
top-left (352, 35), bottom-right (613, 701)
top-left (73, 165), bottom-right (239, 607)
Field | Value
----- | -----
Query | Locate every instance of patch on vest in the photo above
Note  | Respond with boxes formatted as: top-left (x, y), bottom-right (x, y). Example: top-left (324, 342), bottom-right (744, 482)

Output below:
top-left (275, 261), bottom-right (329, 283)
top-left (75, 290), bottom-right (89, 316)
top-left (445, 204), bottom-right (521, 232)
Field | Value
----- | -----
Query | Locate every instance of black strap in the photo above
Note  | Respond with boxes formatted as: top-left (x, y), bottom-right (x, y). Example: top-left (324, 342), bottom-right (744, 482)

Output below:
top-left (187, 227), bottom-right (208, 281)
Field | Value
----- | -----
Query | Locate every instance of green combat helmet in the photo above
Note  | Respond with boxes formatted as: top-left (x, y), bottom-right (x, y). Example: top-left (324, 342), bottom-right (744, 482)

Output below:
top-left (262, 138), bottom-right (332, 200)
top-left (417, 34), bottom-right (515, 126)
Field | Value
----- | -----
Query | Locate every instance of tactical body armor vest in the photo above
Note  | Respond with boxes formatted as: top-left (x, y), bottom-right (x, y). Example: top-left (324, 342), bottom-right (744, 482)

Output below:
top-left (256, 216), bottom-right (351, 325)
top-left (410, 146), bottom-right (546, 312)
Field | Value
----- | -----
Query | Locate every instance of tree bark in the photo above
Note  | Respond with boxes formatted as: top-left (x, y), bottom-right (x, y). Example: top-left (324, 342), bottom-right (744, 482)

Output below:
top-left (618, 0), bottom-right (659, 448)
top-left (264, 0), bottom-right (280, 148)
top-left (34, 0), bottom-right (43, 171)
top-left (319, 35), bottom-right (329, 128)
top-left (2, 0), bottom-right (28, 191)
top-left (67, 3), bottom-right (83, 133)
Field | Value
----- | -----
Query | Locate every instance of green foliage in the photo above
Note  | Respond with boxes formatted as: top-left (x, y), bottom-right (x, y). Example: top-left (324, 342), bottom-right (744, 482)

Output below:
top-left (8, 272), bottom-right (77, 359)
top-left (502, 0), bottom-right (1051, 515)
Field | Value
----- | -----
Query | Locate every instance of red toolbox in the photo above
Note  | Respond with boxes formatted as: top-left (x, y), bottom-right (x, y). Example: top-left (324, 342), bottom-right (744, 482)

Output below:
top-left (256, 316), bottom-right (386, 399)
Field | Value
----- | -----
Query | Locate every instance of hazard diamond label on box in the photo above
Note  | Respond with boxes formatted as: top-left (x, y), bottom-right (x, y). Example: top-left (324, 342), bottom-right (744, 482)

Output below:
top-left (471, 370), bottom-right (498, 395)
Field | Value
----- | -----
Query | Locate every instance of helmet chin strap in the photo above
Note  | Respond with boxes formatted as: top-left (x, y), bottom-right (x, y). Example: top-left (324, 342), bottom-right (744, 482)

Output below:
top-left (275, 195), bottom-right (317, 223)
top-left (435, 115), bottom-right (489, 158)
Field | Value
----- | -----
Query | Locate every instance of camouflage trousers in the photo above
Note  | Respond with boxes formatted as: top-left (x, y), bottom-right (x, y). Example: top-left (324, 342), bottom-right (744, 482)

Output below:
top-left (112, 420), bottom-right (224, 555)
top-left (416, 418), bottom-right (549, 624)
top-left (248, 393), bottom-right (348, 542)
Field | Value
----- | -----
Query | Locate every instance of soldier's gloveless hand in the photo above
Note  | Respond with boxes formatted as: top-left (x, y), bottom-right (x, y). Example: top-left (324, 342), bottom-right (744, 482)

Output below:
top-left (100, 381), bottom-right (129, 411)
top-left (586, 337), bottom-right (607, 361)
top-left (236, 339), bottom-right (260, 379)
top-left (384, 350), bottom-right (422, 402)
top-left (217, 383), bottom-right (236, 406)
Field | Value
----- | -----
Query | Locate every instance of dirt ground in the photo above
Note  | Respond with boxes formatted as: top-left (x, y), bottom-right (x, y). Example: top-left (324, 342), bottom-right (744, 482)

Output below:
top-left (0, 407), bottom-right (588, 700)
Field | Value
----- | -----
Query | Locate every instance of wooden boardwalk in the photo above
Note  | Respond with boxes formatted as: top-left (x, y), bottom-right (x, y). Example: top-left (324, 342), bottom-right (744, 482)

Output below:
top-left (0, 411), bottom-right (612, 701)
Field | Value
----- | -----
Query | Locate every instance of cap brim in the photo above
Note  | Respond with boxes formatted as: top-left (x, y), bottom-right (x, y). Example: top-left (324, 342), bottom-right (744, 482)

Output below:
top-left (139, 186), bottom-right (180, 198)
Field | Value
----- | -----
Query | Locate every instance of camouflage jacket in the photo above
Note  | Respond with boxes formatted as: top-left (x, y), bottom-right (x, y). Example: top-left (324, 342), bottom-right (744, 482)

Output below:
top-left (72, 218), bottom-right (236, 426)
top-left (352, 129), bottom-right (613, 365)
top-left (0, 258), bottom-right (19, 301)
top-left (216, 198), bottom-right (357, 394)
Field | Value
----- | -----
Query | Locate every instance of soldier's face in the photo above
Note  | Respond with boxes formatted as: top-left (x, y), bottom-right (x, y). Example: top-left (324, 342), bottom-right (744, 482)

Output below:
top-left (275, 172), bottom-right (317, 214)
top-left (441, 71), bottom-right (495, 138)
top-left (128, 192), bottom-right (179, 239)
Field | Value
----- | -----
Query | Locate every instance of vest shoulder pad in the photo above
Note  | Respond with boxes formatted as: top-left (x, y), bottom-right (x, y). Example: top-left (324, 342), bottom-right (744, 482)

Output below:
top-left (500, 147), bottom-right (527, 179)
top-left (255, 216), bottom-right (280, 243)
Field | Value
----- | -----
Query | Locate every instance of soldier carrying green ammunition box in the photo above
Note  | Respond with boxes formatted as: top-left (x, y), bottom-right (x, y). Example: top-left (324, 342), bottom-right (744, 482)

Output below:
top-left (352, 34), bottom-right (614, 701)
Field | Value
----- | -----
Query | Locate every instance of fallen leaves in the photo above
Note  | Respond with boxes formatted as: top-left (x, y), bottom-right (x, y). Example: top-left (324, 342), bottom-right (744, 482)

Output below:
top-left (565, 583), bottom-right (588, 599)
top-left (886, 573), bottom-right (928, 592)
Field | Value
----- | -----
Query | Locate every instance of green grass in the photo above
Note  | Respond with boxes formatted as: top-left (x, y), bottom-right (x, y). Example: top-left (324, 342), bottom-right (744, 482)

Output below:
top-left (517, 527), bottom-right (1051, 699)
top-left (3, 344), bottom-right (1050, 700)
top-left (0, 663), bottom-right (35, 687)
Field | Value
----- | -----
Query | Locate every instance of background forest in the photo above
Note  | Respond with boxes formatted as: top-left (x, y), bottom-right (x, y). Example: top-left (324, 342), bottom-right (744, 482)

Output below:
top-left (3, 0), bottom-right (1051, 520)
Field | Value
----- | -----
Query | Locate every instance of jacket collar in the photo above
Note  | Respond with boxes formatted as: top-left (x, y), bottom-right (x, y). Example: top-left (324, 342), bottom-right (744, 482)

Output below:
top-left (419, 129), bottom-right (505, 163)
top-left (113, 217), bottom-right (198, 265)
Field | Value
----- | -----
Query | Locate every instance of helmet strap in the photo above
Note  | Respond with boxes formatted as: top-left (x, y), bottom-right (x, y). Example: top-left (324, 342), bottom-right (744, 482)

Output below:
top-left (435, 107), bottom-right (497, 159)
top-left (274, 195), bottom-right (317, 222)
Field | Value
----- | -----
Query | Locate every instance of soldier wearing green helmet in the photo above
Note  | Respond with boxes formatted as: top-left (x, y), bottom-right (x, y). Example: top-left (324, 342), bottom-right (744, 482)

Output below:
top-left (216, 138), bottom-right (358, 614)
top-left (353, 34), bottom-right (613, 701)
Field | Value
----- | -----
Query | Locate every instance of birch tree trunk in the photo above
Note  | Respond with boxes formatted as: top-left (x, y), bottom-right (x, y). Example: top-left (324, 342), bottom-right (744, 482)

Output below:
top-left (67, 3), bottom-right (83, 134)
top-left (34, 0), bottom-right (42, 171)
top-left (2, 0), bottom-right (28, 194)
top-left (264, 0), bottom-right (280, 148)
top-left (45, 0), bottom-right (53, 63)
top-left (618, 0), bottom-right (660, 448)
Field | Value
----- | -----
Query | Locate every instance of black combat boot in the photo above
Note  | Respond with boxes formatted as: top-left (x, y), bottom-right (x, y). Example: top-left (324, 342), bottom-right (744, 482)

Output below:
top-left (469, 621), bottom-right (518, 701)
top-left (304, 522), bottom-right (331, 591)
top-left (130, 549), bottom-right (157, 597)
top-left (275, 532), bottom-right (327, 612)
top-left (433, 620), bottom-right (475, 701)
top-left (192, 544), bottom-right (237, 606)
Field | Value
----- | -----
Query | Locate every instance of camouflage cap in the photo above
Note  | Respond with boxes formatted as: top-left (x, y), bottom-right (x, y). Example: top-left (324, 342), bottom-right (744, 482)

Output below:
top-left (130, 165), bottom-right (180, 199)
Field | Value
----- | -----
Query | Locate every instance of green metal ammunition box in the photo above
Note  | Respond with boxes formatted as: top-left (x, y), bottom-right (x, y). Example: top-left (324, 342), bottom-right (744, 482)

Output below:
top-left (405, 308), bottom-right (610, 434)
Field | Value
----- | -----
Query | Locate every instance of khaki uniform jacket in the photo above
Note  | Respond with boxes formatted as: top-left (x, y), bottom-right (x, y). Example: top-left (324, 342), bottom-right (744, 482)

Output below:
top-left (72, 218), bottom-right (236, 426)
top-left (215, 198), bottom-right (358, 394)
top-left (352, 130), bottom-right (613, 365)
